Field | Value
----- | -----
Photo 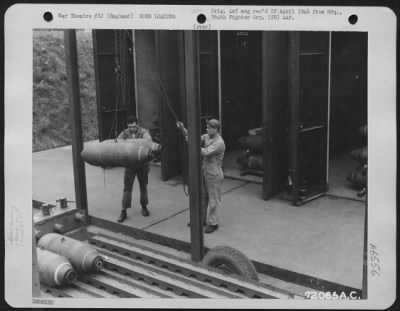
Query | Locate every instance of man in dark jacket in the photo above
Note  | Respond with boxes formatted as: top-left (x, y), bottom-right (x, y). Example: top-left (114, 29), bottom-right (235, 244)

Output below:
top-left (117, 116), bottom-right (152, 223)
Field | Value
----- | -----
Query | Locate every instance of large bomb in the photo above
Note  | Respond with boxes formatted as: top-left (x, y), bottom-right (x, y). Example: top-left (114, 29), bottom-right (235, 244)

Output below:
top-left (347, 166), bottom-right (367, 189)
top-left (236, 152), bottom-right (263, 171)
top-left (37, 248), bottom-right (77, 286)
top-left (247, 154), bottom-right (263, 170)
top-left (238, 135), bottom-right (263, 153)
top-left (350, 147), bottom-right (368, 165)
top-left (113, 139), bottom-right (162, 155)
top-left (359, 125), bottom-right (367, 137)
top-left (38, 233), bottom-right (104, 273)
top-left (81, 139), bottom-right (154, 168)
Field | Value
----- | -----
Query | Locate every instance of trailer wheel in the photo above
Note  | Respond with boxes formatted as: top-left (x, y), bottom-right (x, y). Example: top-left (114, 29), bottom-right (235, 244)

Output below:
top-left (202, 246), bottom-right (259, 281)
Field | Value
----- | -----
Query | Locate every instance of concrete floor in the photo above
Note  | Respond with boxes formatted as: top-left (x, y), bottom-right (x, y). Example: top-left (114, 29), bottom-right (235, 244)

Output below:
top-left (33, 143), bottom-right (365, 289)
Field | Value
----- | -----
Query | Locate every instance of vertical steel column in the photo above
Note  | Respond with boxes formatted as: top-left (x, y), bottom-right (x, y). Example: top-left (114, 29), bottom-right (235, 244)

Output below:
top-left (326, 32), bottom-right (332, 185)
top-left (132, 30), bottom-right (140, 120)
top-left (261, 32), bottom-right (269, 201)
top-left (217, 30), bottom-right (222, 136)
top-left (184, 31), bottom-right (204, 262)
top-left (288, 32), bottom-right (300, 206)
top-left (64, 30), bottom-right (88, 220)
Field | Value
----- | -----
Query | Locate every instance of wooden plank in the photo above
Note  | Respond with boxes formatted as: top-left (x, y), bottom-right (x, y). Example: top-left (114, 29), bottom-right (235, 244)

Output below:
top-left (89, 215), bottom-right (191, 253)
top-left (71, 281), bottom-right (111, 298)
top-left (183, 31), bottom-right (204, 262)
top-left (99, 248), bottom-right (240, 298)
top-left (91, 234), bottom-right (288, 298)
top-left (87, 219), bottom-right (361, 296)
top-left (101, 269), bottom-right (178, 298)
top-left (64, 30), bottom-right (88, 217)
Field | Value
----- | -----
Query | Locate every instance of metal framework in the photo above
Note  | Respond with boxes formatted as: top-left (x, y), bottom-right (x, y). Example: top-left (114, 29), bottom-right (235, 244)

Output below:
top-left (65, 29), bottom-right (205, 261)
top-left (183, 31), bottom-right (204, 261)
top-left (44, 30), bottom-right (366, 299)
top-left (64, 30), bottom-right (88, 220)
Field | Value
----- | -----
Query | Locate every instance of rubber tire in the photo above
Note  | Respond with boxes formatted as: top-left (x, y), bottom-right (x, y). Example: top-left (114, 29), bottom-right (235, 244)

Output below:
top-left (202, 246), bottom-right (259, 281)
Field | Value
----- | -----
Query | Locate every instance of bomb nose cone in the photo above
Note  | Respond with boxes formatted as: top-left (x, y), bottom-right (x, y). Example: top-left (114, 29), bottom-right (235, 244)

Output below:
top-left (143, 148), bottom-right (153, 162)
top-left (93, 257), bottom-right (104, 271)
top-left (64, 269), bottom-right (77, 282)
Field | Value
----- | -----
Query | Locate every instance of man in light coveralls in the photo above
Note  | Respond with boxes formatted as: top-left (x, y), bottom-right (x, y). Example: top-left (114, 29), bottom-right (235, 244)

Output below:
top-left (178, 119), bottom-right (225, 234)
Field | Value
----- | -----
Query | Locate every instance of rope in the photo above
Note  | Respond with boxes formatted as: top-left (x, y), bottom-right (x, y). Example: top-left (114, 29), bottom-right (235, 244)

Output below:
top-left (178, 132), bottom-right (189, 196)
top-left (150, 71), bottom-right (189, 196)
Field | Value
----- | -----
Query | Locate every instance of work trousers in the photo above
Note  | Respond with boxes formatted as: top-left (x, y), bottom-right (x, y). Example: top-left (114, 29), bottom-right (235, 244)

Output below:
top-left (122, 166), bottom-right (149, 210)
top-left (202, 169), bottom-right (223, 226)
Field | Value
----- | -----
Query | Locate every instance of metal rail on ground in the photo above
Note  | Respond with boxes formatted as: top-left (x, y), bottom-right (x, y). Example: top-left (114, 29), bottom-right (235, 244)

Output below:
top-left (40, 233), bottom-right (305, 299)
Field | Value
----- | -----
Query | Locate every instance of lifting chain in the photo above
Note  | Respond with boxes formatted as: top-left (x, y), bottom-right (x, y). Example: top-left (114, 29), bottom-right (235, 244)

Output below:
top-left (108, 29), bottom-right (122, 140)
top-left (111, 29), bottom-right (130, 139)
top-left (119, 31), bottom-right (128, 110)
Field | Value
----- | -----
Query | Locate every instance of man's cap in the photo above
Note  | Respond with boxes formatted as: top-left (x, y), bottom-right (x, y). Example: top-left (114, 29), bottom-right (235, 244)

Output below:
top-left (207, 119), bottom-right (221, 130)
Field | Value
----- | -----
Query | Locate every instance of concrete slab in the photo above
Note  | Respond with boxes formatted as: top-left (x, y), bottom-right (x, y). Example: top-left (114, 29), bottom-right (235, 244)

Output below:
top-left (33, 144), bottom-right (365, 290)
top-left (33, 144), bottom-right (247, 230)
top-left (327, 153), bottom-right (365, 202)
top-left (146, 183), bottom-right (365, 289)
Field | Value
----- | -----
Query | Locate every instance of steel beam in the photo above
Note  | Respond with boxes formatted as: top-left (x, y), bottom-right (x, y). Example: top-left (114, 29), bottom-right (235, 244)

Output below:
top-left (288, 32), bottom-right (300, 206)
top-left (64, 30), bottom-right (88, 220)
top-left (183, 31), bottom-right (204, 262)
top-left (89, 234), bottom-right (287, 298)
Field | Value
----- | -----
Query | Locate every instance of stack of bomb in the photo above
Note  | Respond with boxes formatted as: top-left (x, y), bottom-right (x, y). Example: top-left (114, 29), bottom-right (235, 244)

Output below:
top-left (350, 147), bottom-right (367, 165)
top-left (81, 139), bottom-right (162, 168)
top-left (236, 134), bottom-right (263, 171)
top-left (37, 248), bottom-right (77, 287)
top-left (359, 125), bottom-right (367, 140)
top-left (38, 233), bottom-right (104, 273)
top-left (347, 125), bottom-right (367, 197)
top-left (347, 164), bottom-right (367, 190)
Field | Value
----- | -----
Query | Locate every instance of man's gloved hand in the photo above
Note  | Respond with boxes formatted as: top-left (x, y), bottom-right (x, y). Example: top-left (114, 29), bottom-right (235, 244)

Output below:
top-left (176, 121), bottom-right (188, 137)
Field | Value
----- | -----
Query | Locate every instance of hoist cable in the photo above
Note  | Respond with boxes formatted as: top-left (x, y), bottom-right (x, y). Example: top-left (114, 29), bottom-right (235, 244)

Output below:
top-left (149, 71), bottom-right (189, 196)
top-left (150, 71), bottom-right (181, 122)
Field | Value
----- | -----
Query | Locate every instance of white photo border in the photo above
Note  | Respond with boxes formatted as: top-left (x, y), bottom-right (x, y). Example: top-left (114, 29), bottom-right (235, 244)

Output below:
top-left (4, 4), bottom-right (397, 309)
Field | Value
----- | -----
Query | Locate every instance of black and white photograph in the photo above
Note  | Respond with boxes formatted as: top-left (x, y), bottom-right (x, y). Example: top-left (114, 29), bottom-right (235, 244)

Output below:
top-left (4, 4), bottom-right (397, 309)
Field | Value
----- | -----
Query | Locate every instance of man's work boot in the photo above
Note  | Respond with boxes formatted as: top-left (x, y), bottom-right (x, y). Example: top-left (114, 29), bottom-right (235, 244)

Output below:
top-left (117, 210), bottom-right (127, 223)
top-left (204, 224), bottom-right (219, 234)
top-left (141, 205), bottom-right (150, 217)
